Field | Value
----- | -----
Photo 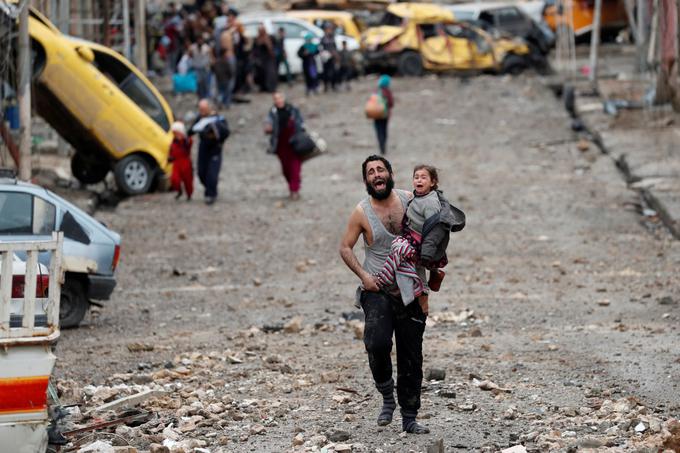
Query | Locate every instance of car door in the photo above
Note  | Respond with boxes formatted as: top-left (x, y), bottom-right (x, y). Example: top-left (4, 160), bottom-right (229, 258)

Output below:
top-left (90, 49), bottom-right (171, 158)
top-left (420, 23), bottom-right (474, 69)
top-left (272, 20), bottom-right (312, 75)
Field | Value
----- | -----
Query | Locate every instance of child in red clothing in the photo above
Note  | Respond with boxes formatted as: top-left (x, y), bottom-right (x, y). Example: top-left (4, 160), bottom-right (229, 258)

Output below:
top-left (169, 121), bottom-right (194, 200)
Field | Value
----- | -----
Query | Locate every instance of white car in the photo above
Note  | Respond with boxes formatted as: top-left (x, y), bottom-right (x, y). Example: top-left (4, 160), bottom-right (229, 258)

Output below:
top-left (444, 1), bottom-right (546, 23)
top-left (0, 254), bottom-right (50, 327)
top-left (239, 13), bottom-right (360, 75)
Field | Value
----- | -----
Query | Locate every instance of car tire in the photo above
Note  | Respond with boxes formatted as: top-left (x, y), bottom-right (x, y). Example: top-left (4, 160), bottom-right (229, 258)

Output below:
top-left (397, 51), bottom-right (423, 77)
top-left (71, 153), bottom-right (110, 185)
top-left (60, 278), bottom-right (88, 328)
top-left (502, 54), bottom-right (527, 75)
top-left (114, 154), bottom-right (154, 195)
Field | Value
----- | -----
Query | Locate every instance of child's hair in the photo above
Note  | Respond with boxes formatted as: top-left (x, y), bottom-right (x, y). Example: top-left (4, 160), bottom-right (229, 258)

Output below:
top-left (413, 164), bottom-right (439, 190)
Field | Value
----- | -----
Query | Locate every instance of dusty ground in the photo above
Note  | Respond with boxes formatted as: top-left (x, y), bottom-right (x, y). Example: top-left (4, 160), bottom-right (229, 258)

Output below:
top-left (51, 74), bottom-right (680, 452)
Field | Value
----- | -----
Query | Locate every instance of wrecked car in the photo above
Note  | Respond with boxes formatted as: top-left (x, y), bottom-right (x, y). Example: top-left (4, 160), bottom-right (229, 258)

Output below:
top-left (361, 2), bottom-right (533, 76)
top-left (29, 8), bottom-right (174, 195)
top-left (444, 3), bottom-right (554, 73)
top-left (0, 173), bottom-right (121, 328)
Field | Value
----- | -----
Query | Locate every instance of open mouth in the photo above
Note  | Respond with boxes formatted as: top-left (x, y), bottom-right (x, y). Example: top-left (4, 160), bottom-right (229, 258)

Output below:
top-left (373, 180), bottom-right (386, 190)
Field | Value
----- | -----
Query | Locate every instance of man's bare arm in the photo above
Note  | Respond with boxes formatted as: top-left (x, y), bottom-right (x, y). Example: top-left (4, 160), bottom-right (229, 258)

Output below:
top-left (339, 206), bottom-right (379, 291)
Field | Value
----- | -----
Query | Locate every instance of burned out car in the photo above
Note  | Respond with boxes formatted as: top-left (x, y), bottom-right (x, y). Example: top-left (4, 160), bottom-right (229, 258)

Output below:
top-left (0, 173), bottom-right (121, 328)
top-left (444, 3), bottom-right (555, 73)
top-left (361, 2), bottom-right (533, 76)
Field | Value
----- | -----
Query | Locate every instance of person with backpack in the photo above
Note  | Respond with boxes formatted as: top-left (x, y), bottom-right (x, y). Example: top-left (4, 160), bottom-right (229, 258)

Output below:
top-left (297, 33), bottom-right (320, 96)
top-left (188, 99), bottom-right (230, 205)
top-left (374, 75), bottom-right (394, 155)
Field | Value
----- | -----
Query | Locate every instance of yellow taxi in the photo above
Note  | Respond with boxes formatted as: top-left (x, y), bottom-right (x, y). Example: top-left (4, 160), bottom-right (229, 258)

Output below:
top-left (287, 10), bottom-right (363, 41)
top-left (29, 8), bottom-right (174, 195)
top-left (361, 3), bottom-right (531, 75)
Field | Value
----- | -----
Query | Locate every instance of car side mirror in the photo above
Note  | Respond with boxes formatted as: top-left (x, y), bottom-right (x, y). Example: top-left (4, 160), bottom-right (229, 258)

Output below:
top-left (76, 46), bottom-right (95, 63)
top-left (60, 211), bottom-right (91, 245)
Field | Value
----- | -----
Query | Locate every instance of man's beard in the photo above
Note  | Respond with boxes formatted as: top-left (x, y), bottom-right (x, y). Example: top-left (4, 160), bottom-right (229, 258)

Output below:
top-left (365, 175), bottom-right (394, 200)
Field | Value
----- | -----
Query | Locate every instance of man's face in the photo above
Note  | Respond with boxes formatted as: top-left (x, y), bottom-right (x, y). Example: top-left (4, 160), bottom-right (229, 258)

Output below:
top-left (198, 100), bottom-right (211, 117)
top-left (273, 92), bottom-right (285, 108)
top-left (364, 161), bottom-right (394, 200)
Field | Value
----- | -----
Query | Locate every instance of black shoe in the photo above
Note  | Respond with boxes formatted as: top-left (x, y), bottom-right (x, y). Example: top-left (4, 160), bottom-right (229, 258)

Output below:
top-left (205, 197), bottom-right (215, 205)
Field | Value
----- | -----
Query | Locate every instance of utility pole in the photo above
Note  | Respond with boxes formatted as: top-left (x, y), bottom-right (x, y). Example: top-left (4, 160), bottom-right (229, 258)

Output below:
top-left (59, 0), bottom-right (70, 34)
top-left (122, 0), bottom-right (131, 59)
top-left (18, 1), bottom-right (32, 181)
top-left (134, 0), bottom-right (147, 73)
top-left (636, 0), bottom-right (647, 72)
top-left (588, 0), bottom-right (602, 91)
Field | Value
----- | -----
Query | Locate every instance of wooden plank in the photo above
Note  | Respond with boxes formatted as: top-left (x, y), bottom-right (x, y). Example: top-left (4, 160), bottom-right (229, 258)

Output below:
top-left (22, 250), bottom-right (37, 330)
top-left (47, 233), bottom-right (63, 327)
top-left (0, 251), bottom-right (13, 335)
top-left (0, 240), bottom-right (60, 252)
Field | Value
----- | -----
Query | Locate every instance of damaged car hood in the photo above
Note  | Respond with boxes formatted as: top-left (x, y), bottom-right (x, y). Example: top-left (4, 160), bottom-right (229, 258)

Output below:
top-left (362, 26), bottom-right (404, 48)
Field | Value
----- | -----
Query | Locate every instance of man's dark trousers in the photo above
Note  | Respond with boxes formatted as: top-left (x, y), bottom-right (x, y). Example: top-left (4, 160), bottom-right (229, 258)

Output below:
top-left (197, 148), bottom-right (221, 199)
top-left (360, 290), bottom-right (426, 415)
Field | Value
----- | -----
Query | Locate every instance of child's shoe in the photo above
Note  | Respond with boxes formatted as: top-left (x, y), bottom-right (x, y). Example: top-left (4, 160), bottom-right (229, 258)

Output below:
top-left (428, 269), bottom-right (445, 292)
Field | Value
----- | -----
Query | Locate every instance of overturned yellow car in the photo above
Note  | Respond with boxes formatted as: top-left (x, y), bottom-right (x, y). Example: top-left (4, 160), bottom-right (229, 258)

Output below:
top-left (361, 3), bottom-right (532, 76)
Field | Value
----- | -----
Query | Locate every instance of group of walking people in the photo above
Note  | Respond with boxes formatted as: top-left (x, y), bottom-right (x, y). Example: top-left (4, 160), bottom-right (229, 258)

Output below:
top-left (157, 3), bottom-right (293, 108)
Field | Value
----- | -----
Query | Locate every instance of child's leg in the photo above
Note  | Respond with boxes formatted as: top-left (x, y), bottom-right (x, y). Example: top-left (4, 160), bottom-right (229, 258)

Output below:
top-left (375, 237), bottom-right (415, 288)
top-left (417, 294), bottom-right (429, 315)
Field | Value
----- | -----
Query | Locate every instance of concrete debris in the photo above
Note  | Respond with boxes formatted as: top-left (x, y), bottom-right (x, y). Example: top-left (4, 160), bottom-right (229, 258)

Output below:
top-left (473, 379), bottom-right (511, 393)
top-left (425, 368), bottom-right (446, 381)
top-left (126, 342), bottom-right (155, 352)
top-left (77, 441), bottom-right (116, 453)
top-left (92, 389), bottom-right (165, 413)
top-left (501, 446), bottom-right (527, 453)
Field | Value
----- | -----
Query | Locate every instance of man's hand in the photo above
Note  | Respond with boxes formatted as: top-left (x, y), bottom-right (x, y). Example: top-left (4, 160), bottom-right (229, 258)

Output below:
top-left (362, 274), bottom-right (380, 292)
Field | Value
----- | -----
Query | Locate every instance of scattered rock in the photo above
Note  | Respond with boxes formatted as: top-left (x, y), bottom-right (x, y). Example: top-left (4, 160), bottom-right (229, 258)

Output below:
top-left (283, 316), bottom-right (303, 333)
top-left (250, 423), bottom-right (266, 435)
top-left (327, 428), bottom-right (351, 442)
top-left (658, 296), bottom-right (676, 306)
top-left (501, 446), bottom-right (527, 453)
top-left (425, 368), bottom-right (446, 381)
top-left (427, 438), bottom-right (444, 453)
top-left (292, 432), bottom-right (304, 446)
top-left (78, 441), bottom-right (115, 453)
top-left (126, 342), bottom-right (154, 352)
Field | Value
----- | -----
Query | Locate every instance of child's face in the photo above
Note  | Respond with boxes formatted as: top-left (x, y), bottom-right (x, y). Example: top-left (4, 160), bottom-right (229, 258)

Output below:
top-left (172, 130), bottom-right (184, 140)
top-left (413, 169), bottom-right (435, 195)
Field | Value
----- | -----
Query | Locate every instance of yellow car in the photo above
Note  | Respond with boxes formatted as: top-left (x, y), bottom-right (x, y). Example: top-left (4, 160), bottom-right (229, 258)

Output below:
top-left (29, 8), bottom-right (174, 195)
top-left (361, 3), bottom-right (531, 76)
top-left (287, 10), bottom-right (363, 42)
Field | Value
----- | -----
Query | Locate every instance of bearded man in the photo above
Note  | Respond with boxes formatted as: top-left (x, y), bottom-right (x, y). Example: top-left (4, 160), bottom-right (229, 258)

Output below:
top-left (339, 155), bottom-right (430, 434)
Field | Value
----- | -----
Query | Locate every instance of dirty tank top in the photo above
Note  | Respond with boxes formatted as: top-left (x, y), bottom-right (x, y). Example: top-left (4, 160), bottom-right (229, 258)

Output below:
top-left (360, 189), bottom-right (411, 275)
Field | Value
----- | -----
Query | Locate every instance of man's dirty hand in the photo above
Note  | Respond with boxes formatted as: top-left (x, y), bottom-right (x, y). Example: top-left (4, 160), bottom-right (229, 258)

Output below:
top-left (362, 274), bottom-right (380, 292)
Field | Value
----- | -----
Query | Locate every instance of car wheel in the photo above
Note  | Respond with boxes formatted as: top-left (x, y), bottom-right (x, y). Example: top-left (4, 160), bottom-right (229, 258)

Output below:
top-left (397, 51), bottom-right (423, 77)
top-left (71, 153), bottom-right (110, 185)
top-left (60, 278), bottom-right (88, 328)
top-left (502, 54), bottom-right (527, 75)
top-left (114, 154), bottom-right (154, 195)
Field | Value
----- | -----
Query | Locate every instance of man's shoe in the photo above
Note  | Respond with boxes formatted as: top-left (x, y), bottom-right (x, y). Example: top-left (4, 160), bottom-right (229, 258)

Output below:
top-left (205, 197), bottom-right (215, 205)
top-left (428, 269), bottom-right (445, 292)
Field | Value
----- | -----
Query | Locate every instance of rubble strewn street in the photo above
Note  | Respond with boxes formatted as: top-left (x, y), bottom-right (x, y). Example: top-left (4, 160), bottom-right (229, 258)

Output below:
top-left (50, 75), bottom-right (680, 452)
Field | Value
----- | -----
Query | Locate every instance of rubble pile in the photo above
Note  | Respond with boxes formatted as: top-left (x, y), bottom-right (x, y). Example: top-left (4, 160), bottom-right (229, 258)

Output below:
top-left (54, 315), bottom-right (679, 453)
top-left (57, 323), bottom-right (379, 453)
